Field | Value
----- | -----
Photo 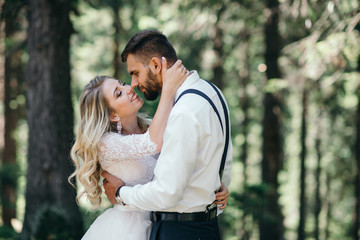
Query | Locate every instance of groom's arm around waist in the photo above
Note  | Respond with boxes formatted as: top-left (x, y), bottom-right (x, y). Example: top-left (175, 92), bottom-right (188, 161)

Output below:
top-left (121, 103), bottom-right (224, 212)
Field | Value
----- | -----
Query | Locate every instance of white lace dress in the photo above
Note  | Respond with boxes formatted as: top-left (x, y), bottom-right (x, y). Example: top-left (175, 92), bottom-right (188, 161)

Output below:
top-left (82, 130), bottom-right (158, 240)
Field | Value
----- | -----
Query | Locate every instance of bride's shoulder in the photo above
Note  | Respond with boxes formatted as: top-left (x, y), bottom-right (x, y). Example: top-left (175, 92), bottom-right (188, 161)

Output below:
top-left (99, 131), bottom-right (123, 145)
top-left (102, 131), bottom-right (121, 137)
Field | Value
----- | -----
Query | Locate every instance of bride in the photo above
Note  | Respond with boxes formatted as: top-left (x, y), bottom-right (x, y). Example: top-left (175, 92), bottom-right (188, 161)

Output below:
top-left (69, 58), bottom-right (229, 240)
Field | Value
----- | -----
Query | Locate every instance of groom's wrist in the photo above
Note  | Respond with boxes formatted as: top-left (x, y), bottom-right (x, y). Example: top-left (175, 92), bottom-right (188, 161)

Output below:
top-left (115, 185), bottom-right (126, 205)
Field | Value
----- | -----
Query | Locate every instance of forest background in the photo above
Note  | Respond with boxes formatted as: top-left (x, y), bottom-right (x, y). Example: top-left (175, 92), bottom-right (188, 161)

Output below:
top-left (0, 0), bottom-right (359, 239)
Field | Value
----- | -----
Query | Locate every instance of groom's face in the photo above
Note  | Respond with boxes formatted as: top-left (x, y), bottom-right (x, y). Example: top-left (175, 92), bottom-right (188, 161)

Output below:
top-left (127, 54), bottom-right (161, 101)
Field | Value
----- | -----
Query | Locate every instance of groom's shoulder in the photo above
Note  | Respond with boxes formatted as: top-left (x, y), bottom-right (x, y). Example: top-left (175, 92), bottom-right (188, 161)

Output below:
top-left (173, 85), bottom-right (218, 116)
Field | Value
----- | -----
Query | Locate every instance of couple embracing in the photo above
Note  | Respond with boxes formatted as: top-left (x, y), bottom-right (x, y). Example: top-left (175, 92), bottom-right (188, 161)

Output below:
top-left (70, 30), bottom-right (233, 240)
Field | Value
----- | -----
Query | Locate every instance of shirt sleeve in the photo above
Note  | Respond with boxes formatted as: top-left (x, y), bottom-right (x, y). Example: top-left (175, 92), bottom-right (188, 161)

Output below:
top-left (120, 111), bottom-right (201, 211)
top-left (98, 130), bottom-right (158, 168)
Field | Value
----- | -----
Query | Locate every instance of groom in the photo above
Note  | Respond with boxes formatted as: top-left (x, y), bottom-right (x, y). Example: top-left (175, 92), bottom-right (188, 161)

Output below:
top-left (102, 30), bottom-right (233, 240)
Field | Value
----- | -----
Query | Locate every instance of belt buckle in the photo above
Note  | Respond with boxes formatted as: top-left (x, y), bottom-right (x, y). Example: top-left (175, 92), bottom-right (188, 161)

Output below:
top-left (206, 202), bottom-right (217, 213)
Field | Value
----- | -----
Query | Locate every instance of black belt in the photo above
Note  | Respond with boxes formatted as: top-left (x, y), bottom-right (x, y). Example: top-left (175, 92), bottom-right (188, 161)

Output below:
top-left (150, 207), bottom-right (217, 222)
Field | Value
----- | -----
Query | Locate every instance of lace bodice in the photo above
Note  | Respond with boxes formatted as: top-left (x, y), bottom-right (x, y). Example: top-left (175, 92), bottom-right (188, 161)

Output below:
top-left (98, 130), bottom-right (159, 186)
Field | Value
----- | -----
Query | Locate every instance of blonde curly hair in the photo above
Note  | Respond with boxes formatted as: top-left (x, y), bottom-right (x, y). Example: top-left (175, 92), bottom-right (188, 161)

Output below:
top-left (69, 76), bottom-right (147, 207)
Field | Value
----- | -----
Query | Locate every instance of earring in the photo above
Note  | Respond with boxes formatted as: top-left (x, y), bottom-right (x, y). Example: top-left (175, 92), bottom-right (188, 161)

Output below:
top-left (114, 116), bottom-right (122, 134)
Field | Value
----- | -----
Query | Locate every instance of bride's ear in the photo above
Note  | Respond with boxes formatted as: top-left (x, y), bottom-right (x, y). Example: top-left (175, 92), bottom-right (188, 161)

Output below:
top-left (110, 113), bottom-right (119, 123)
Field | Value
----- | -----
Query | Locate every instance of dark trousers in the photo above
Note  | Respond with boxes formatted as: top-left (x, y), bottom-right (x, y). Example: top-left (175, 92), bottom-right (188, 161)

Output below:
top-left (149, 217), bottom-right (220, 240)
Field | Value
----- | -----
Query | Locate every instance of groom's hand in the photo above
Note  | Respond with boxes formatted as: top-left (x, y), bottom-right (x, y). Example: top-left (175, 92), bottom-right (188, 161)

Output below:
top-left (101, 170), bottom-right (125, 205)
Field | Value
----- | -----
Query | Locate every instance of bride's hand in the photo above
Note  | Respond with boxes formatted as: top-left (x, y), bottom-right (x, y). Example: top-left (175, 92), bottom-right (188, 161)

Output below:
top-left (161, 57), bottom-right (189, 96)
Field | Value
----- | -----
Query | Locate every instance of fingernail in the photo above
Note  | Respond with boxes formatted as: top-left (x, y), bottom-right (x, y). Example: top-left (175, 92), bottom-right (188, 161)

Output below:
top-left (162, 57), bottom-right (165, 61)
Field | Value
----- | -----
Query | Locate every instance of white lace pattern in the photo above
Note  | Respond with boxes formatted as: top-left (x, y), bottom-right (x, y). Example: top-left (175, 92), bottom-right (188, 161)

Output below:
top-left (98, 130), bottom-right (159, 186)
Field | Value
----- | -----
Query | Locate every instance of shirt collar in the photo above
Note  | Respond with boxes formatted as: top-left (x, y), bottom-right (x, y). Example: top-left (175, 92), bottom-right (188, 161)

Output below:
top-left (175, 70), bottom-right (200, 100)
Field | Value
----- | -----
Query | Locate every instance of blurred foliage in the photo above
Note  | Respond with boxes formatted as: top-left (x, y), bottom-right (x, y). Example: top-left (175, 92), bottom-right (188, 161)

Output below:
top-left (0, 225), bottom-right (18, 240)
top-left (232, 184), bottom-right (268, 222)
top-left (32, 206), bottom-right (78, 240)
top-left (0, 163), bottom-right (19, 188)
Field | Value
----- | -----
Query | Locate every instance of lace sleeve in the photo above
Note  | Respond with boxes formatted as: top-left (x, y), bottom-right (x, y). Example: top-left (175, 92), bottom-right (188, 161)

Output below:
top-left (97, 130), bottom-right (158, 167)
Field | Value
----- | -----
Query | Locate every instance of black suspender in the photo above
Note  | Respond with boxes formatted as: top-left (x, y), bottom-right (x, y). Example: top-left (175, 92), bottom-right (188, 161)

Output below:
top-left (204, 81), bottom-right (230, 180)
top-left (174, 81), bottom-right (230, 180)
top-left (174, 89), bottom-right (224, 134)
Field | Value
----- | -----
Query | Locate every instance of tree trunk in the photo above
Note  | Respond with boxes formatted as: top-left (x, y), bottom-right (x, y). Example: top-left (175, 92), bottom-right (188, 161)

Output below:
top-left (240, 31), bottom-right (250, 185)
top-left (239, 31), bottom-right (251, 240)
top-left (260, 0), bottom-right (284, 239)
top-left (298, 85), bottom-right (308, 240)
top-left (112, 2), bottom-right (121, 79)
top-left (314, 112), bottom-right (322, 240)
top-left (21, 0), bottom-right (83, 239)
top-left (324, 174), bottom-right (332, 240)
top-left (1, 0), bottom-right (26, 228)
top-left (353, 52), bottom-right (360, 240)
top-left (211, 4), bottom-right (225, 90)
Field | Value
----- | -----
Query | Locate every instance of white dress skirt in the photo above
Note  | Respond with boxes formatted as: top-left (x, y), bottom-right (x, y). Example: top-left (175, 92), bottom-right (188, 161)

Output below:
top-left (82, 205), bottom-right (152, 240)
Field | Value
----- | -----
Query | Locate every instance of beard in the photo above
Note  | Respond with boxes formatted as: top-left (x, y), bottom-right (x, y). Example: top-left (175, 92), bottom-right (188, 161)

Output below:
top-left (143, 70), bottom-right (161, 101)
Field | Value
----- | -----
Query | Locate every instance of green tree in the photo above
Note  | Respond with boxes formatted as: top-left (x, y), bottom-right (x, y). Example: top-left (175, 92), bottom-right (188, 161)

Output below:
top-left (260, 0), bottom-right (284, 239)
top-left (21, 0), bottom-right (83, 239)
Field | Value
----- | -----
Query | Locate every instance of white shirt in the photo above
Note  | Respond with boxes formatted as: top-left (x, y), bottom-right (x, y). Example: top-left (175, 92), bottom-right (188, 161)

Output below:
top-left (121, 71), bottom-right (233, 213)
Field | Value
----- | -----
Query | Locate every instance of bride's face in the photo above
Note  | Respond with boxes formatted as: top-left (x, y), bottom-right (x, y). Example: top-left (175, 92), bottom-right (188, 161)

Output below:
top-left (102, 78), bottom-right (143, 120)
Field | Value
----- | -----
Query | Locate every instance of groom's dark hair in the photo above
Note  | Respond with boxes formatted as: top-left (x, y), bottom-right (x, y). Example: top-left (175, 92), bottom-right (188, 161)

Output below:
top-left (121, 30), bottom-right (178, 67)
